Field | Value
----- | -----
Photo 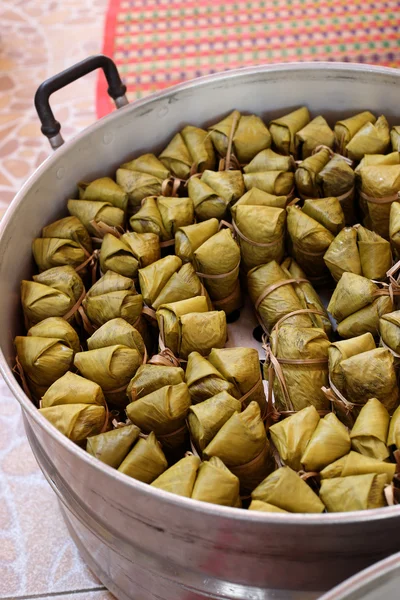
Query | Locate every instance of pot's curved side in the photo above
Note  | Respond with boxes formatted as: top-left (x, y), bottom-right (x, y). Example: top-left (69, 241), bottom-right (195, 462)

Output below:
top-left (2, 63), bottom-right (400, 598)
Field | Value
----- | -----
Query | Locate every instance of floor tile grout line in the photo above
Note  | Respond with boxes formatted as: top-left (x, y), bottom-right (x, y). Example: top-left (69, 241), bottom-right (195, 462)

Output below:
top-left (1, 585), bottom-right (108, 600)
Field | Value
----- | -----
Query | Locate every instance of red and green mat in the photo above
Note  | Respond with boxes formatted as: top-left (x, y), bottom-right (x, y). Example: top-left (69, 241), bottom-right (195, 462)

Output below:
top-left (97, 0), bottom-right (400, 117)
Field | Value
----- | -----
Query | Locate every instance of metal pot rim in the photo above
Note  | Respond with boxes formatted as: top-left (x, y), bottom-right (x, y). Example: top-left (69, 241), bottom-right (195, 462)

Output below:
top-left (2, 61), bottom-right (400, 525)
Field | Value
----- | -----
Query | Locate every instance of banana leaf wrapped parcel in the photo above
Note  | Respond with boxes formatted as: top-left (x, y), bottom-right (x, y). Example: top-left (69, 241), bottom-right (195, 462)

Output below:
top-left (230, 202), bottom-right (286, 272)
top-left (248, 500), bottom-right (288, 513)
top-left (32, 235), bottom-right (87, 273)
top-left (295, 115), bottom-right (335, 158)
top-left (74, 345), bottom-right (142, 406)
top-left (280, 258), bottom-right (332, 335)
top-left (301, 197), bottom-right (345, 235)
top-left (329, 333), bottom-right (376, 394)
top-left (324, 227), bottom-right (361, 282)
top-left (116, 153), bottom-right (170, 214)
top-left (15, 335), bottom-right (75, 400)
top-left (248, 260), bottom-right (316, 334)
top-left (156, 295), bottom-right (210, 352)
top-left (380, 310), bottom-right (400, 355)
top-left (266, 325), bottom-right (331, 414)
top-left (191, 456), bottom-right (241, 507)
top-left (118, 431), bottom-right (168, 483)
top-left (350, 398), bottom-right (390, 461)
top-left (33, 213), bottom-right (92, 273)
top-left (67, 200), bottom-right (125, 237)
top-left (320, 451), bottom-right (395, 484)
top-left (185, 352), bottom-right (239, 403)
top-left (391, 126), bottom-right (400, 151)
top-left (328, 343), bottom-right (398, 418)
top-left (243, 149), bottom-right (294, 177)
top-left (194, 228), bottom-right (241, 314)
top-left (159, 126), bottom-right (216, 179)
top-left (286, 205), bottom-right (334, 280)
top-left (319, 473), bottom-right (387, 512)
top-left (87, 318), bottom-right (145, 359)
top-left (188, 170), bottom-right (245, 222)
top-left (269, 406), bottom-right (320, 471)
top-left (342, 115), bottom-right (390, 161)
top-left (203, 401), bottom-right (274, 493)
top-left (388, 405), bottom-right (400, 449)
top-left (21, 266), bottom-right (85, 327)
top-left (231, 186), bottom-right (288, 210)
top-left (41, 372), bottom-right (106, 408)
top-left (78, 176), bottom-right (128, 212)
top-left (130, 196), bottom-right (194, 243)
top-left (269, 106), bottom-right (310, 155)
top-left (175, 219), bottom-right (219, 263)
top-left (139, 256), bottom-right (208, 310)
top-left (359, 164), bottom-right (400, 238)
top-left (82, 271), bottom-right (143, 329)
top-left (327, 272), bottom-right (393, 338)
top-left (334, 111), bottom-right (376, 154)
top-left (295, 147), bottom-right (332, 199)
top-left (324, 225), bottom-right (392, 282)
top-left (208, 347), bottom-right (266, 412)
top-left (188, 391), bottom-right (242, 452)
top-left (27, 317), bottom-right (80, 354)
top-left (243, 167), bottom-right (294, 196)
top-left (157, 298), bottom-right (227, 359)
top-left (87, 424), bottom-right (140, 468)
top-left (126, 382), bottom-right (191, 450)
top-left (120, 232), bottom-right (160, 268)
top-left (39, 403), bottom-right (106, 443)
top-left (100, 234), bottom-right (139, 279)
top-left (251, 466), bottom-right (325, 513)
top-left (151, 455), bottom-right (200, 497)
top-left (389, 201), bottom-right (400, 258)
top-left (208, 110), bottom-right (271, 164)
top-left (127, 364), bottom-right (185, 402)
top-left (316, 155), bottom-right (356, 225)
top-left (300, 413), bottom-right (351, 472)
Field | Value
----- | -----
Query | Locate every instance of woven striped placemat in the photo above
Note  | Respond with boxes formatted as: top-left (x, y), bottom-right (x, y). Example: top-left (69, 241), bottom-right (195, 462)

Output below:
top-left (97, 0), bottom-right (400, 117)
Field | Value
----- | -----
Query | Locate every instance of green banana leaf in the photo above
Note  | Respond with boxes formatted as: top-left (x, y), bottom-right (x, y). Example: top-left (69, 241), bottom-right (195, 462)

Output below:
top-left (27, 317), bottom-right (80, 354)
top-left (334, 111), bottom-right (376, 154)
top-left (252, 466), bottom-right (325, 513)
top-left (350, 398), bottom-right (390, 461)
top-left (118, 431), bottom-right (168, 482)
top-left (126, 382), bottom-right (191, 450)
top-left (175, 219), bottom-right (219, 263)
top-left (41, 371), bottom-right (106, 408)
top-left (40, 403), bottom-right (106, 443)
top-left (68, 200), bottom-right (125, 236)
top-left (83, 271), bottom-right (143, 328)
top-left (100, 234), bottom-right (139, 279)
top-left (295, 147), bottom-right (331, 198)
top-left (15, 335), bottom-right (74, 400)
top-left (194, 228), bottom-right (241, 314)
top-left (121, 232), bottom-right (160, 268)
top-left (42, 215), bottom-right (92, 253)
top-left (78, 177), bottom-right (128, 212)
top-left (269, 106), bottom-right (310, 155)
top-left (295, 115), bottom-right (335, 158)
top-left (87, 424), bottom-right (140, 468)
top-left (185, 351), bottom-right (239, 404)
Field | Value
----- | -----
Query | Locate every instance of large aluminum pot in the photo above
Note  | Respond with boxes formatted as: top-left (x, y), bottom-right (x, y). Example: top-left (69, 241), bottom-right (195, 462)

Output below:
top-left (319, 552), bottom-right (400, 600)
top-left (1, 59), bottom-right (400, 600)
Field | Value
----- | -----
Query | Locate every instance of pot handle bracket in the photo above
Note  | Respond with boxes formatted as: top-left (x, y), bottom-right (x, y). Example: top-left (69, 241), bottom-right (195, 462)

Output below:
top-left (34, 54), bottom-right (128, 150)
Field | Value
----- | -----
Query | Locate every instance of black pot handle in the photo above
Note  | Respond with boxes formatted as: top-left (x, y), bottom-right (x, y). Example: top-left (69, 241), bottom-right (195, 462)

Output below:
top-left (34, 54), bottom-right (128, 150)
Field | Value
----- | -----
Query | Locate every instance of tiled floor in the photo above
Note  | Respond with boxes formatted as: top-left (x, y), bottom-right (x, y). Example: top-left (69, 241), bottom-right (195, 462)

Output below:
top-left (0, 1), bottom-right (115, 598)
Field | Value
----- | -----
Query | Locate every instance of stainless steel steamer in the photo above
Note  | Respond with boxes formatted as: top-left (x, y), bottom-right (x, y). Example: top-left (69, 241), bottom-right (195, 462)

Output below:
top-left (319, 551), bottom-right (400, 600)
top-left (1, 58), bottom-right (400, 600)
